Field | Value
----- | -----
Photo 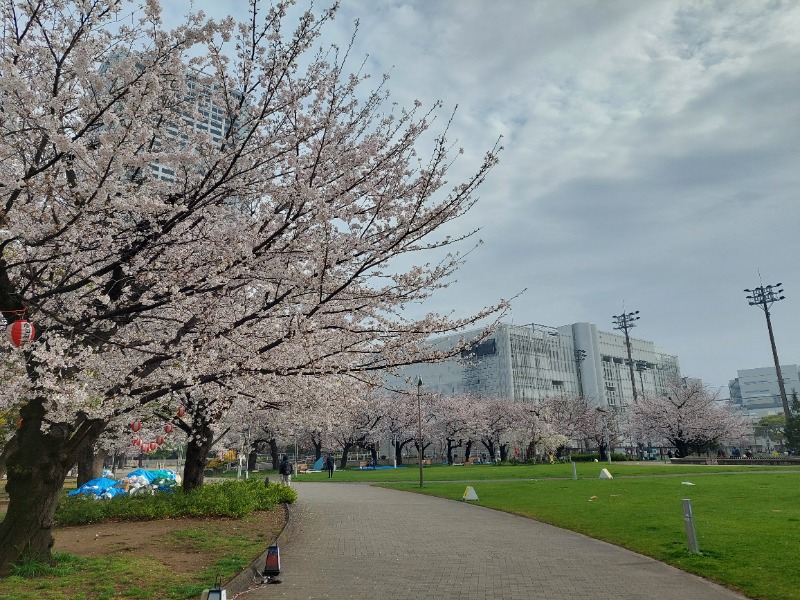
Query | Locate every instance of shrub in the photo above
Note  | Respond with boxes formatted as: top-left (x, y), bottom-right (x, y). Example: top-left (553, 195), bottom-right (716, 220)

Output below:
top-left (56, 479), bottom-right (296, 525)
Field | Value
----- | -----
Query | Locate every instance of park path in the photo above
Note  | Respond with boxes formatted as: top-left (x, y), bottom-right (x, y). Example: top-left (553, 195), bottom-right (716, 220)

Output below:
top-left (245, 481), bottom-right (748, 600)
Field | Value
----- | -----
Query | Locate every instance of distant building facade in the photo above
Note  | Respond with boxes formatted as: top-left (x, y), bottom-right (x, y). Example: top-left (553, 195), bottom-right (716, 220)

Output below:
top-left (729, 365), bottom-right (800, 419)
top-left (398, 322), bottom-right (681, 414)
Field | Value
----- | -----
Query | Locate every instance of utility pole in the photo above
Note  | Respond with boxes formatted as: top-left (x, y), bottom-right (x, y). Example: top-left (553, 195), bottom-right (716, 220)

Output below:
top-left (744, 283), bottom-right (789, 420)
top-left (612, 309), bottom-right (640, 403)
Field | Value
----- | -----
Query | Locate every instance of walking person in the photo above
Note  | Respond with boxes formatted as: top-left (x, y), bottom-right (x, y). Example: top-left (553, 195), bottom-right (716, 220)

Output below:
top-left (279, 454), bottom-right (292, 486)
top-left (325, 453), bottom-right (335, 478)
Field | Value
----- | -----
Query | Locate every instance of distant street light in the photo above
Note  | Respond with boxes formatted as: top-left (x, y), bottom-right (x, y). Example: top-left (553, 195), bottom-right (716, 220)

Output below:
top-left (744, 283), bottom-right (789, 420)
top-left (416, 377), bottom-right (424, 488)
top-left (612, 310), bottom-right (640, 402)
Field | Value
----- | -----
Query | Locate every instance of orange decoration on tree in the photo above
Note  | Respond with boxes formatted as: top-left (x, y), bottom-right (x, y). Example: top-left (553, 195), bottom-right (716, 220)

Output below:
top-left (6, 319), bottom-right (35, 347)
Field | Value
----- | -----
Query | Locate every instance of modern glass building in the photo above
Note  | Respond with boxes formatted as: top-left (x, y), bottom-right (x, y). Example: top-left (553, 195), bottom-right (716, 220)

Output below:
top-left (729, 365), bottom-right (800, 419)
top-left (398, 321), bottom-right (681, 414)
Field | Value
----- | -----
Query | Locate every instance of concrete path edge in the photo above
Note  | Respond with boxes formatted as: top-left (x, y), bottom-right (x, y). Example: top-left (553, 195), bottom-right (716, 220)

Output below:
top-left (203, 500), bottom-right (295, 599)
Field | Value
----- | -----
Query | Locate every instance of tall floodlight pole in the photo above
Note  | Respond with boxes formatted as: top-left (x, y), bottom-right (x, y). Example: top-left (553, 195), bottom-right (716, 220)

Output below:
top-left (416, 377), bottom-right (424, 488)
top-left (744, 284), bottom-right (789, 420)
top-left (612, 310), bottom-right (640, 403)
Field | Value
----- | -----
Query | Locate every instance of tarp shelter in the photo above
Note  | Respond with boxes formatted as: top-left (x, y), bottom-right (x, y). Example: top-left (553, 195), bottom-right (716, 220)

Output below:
top-left (313, 456), bottom-right (324, 471)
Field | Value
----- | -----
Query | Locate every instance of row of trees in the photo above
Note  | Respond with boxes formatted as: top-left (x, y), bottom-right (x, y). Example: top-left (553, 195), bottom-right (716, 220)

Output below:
top-left (189, 376), bottom-right (750, 473)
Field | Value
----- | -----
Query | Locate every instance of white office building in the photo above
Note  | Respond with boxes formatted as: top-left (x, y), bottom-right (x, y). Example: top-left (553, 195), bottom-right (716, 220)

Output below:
top-left (399, 322), bottom-right (681, 414)
top-left (729, 365), bottom-right (800, 419)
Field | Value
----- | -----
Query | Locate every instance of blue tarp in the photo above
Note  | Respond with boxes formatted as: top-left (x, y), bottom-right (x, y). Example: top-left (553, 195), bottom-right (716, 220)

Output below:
top-left (125, 468), bottom-right (177, 482)
top-left (68, 477), bottom-right (119, 497)
top-left (68, 470), bottom-right (178, 499)
top-left (313, 457), bottom-right (324, 471)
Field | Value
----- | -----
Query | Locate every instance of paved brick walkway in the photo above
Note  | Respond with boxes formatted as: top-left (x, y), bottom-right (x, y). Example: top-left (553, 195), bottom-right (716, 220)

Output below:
top-left (245, 481), bottom-right (748, 600)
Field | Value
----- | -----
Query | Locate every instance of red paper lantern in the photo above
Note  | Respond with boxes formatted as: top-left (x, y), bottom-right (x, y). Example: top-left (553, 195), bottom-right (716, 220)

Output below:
top-left (6, 319), bottom-right (34, 347)
top-left (132, 437), bottom-right (142, 447)
top-left (164, 423), bottom-right (174, 434)
top-left (156, 435), bottom-right (164, 445)
top-left (177, 405), bottom-right (186, 418)
top-left (131, 420), bottom-right (142, 433)
top-left (149, 442), bottom-right (158, 452)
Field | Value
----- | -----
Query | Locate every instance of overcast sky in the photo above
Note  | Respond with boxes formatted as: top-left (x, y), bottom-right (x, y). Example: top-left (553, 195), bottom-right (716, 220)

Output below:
top-left (171, 1), bottom-right (799, 394)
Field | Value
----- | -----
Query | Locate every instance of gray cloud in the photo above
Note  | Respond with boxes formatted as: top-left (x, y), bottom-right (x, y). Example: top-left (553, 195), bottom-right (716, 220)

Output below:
top-left (175, 0), bottom-right (799, 392)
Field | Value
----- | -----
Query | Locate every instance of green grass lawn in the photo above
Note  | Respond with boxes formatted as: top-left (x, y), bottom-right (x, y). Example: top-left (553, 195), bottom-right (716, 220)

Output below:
top-left (289, 459), bottom-right (798, 482)
top-left (377, 468), bottom-right (800, 600)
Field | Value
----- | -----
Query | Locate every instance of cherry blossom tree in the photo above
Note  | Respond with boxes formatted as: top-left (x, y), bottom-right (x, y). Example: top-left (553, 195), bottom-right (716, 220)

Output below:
top-left (429, 393), bottom-right (480, 464)
top-left (630, 378), bottom-right (749, 458)
top-left (471, 397), bottom-right (519, 461)
top-left (378, 392), bottom-right (418, 465)
top-left (329, 393), bottom-right (382, 469)
top-left (515, 399), bottom-right (568, 462)
top-left (0, 0), bottom-right (508, 572)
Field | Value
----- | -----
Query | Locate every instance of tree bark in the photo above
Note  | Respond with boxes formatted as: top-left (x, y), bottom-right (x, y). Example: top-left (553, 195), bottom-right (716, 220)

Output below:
top-left (340, 442), bottom-right (353, 469)
top-left (0, 434), bottom-right (18, 480)
top-left (247, 450), bottom-right (258, 471)
top-left (394, 439), bottom-right (403, 465)
top-left (182, 419), bottom-right (214, 493)
top-left (76, 446), bottom-right (107, 487)
top-left (269, 439), bottom-right (279, 470)
top-left (499, 443), bottom-right (508, 462)
top-left (0, 399), bottom-right (105, 575)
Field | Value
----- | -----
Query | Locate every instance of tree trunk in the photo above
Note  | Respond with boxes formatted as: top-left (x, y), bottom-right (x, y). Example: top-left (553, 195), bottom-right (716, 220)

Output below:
top-left (269, 439), bottom-right (279, 470)
top-left (340, 442), bottom-right (353, 469)
top-left (527, 440), bottom-right (537, 463)
top-left (394, 439), bottom-right (404, 465)
top-left (247, 450), bottom-right (258, 471)
top-left (481, 439), bottom-right (495, 459)
top-left (465, 440), bottom-right (473, 460)
top-left (0, 399), bottom-right (105, 575)
top-left (310, 433), bottom-right (323, 460)
top-left (76, 446), bottom-right (107, 487)
top-left (0, 434), bottom-right (18, 480)
top-left (182, 419), bottom-right (214, 493)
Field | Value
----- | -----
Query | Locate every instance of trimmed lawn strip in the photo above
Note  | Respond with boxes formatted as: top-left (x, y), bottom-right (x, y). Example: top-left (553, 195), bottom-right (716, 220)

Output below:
top-left (380, 472), bottom-right (800, 600)
top-left (290, 461), bottom-right (799, 482)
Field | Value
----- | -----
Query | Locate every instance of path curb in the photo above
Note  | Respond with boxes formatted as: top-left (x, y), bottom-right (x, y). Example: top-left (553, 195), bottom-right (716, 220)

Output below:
top-left (202, 499), bottom-right (295, 599)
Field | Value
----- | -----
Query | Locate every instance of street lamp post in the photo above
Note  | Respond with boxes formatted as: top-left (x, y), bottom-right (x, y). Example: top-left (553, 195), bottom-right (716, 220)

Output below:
top-left (744, 283), bottom-right (789, 420)
top-left (416, 377), bottom-right (423, 488)
top-left (612, 310), bottom-right (640, 403)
